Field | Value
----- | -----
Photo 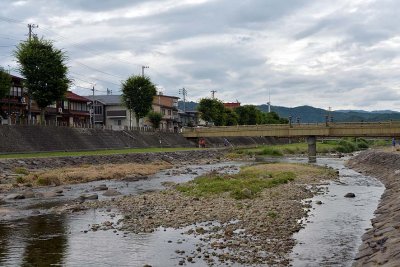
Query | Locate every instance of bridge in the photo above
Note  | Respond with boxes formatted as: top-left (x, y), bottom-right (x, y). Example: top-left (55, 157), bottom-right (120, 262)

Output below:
top-left (182, 121), bottom-right (400, 162)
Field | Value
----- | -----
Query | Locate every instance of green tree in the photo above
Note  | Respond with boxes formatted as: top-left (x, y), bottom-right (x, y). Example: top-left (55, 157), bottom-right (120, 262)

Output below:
top-left (15, 37), bottom-right (70, 123)
top-left (224, 108), bottom-right (238, 126)
top-left (263, 111), bottom-right (288, 124)
top-left (235, 105), bottom-right (263, 125)
top-left (148, 111), bottom-right (163, 129)
top-left (197, 98), bottom-right (226, 126)
top-left (122, 75), bottom-right (157, 126)
top-left (0, 67), bottom-right (11, 103)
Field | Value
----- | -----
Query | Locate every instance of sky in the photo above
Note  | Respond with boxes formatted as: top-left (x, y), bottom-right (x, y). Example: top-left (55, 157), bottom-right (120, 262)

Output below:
top-left (0, 0), bottom-right (400, 111)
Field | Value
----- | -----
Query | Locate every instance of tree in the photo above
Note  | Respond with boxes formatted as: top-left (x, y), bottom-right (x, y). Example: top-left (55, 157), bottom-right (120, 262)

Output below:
top-left (15, 37), bottom-right (70, 123)
top-left (197, 98), bottom-right (226, 126)
top-left (235, 105), bottom-right (263, 125)
top-left (263, 111), bottom-right (289, 124)
top-left (0, 67), bottom-right (11, 104)
top-left (148, 111), bottom-right (162, 129)
top-left (224, 108), bottom-right (238, 126)
top-left (122, 75), bottom-right (157, 126)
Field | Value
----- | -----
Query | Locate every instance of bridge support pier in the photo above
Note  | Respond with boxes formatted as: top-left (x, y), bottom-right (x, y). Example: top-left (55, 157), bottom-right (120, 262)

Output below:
top-left (307, 136), bottom-right (317, 163)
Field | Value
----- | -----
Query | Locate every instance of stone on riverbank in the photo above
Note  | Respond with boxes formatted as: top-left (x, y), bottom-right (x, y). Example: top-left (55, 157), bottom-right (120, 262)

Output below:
top-left (348, 150), bottom-right (400, 267)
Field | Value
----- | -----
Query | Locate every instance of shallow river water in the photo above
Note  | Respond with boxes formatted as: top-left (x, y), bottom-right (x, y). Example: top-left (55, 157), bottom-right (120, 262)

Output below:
top-left (0, 157), bottom-right (384, 266)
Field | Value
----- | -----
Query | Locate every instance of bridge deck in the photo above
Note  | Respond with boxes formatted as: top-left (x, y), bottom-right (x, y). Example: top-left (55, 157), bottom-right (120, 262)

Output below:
top-left (182, 122), bottom-right (400, 138)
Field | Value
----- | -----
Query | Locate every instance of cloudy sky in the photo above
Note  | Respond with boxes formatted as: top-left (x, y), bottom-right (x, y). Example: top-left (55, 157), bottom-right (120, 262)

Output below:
top-left (1, 0), bottom-right (400, 111)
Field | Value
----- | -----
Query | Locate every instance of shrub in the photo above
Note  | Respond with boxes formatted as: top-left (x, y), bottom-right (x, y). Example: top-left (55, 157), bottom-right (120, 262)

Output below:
top-left (257, 147), bottom-right (283, 157)
top-left (336, 140), bottom-right (357, 153)
top-left (15, 176), bottom-right (25, 183)
top-left (356, 138), bottom-right (369, 150)
top-left (14, 167), bottom-right (29, 175)
top-left (267, 211), bottom-right (278, 219)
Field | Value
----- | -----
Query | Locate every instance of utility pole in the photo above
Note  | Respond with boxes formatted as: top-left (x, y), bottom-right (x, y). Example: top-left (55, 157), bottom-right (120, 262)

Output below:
top-left (91, 85), bottom-right (95, 127)
top-left (179, 87), bottom-right (187, 112)
top-left (7, 65), bottom-right (11, 124)
top-left (142, 66), bottom-right (149, 77)
top-left (27, 23), bottom-right (38, 41)
top-left (267, 89), bottom-right (271, 113)
top-left (27, 24), bottom-right (38, 124)
top-left (211, 90), bottom-right (217, 99)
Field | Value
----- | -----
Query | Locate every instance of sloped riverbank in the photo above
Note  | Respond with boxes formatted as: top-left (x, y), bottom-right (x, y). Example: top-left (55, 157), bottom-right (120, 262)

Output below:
top-left (348, 150), bottom-right (400, 266)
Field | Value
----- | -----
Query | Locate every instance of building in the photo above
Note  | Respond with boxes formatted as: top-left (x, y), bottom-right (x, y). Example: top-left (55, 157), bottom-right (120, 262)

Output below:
top-left (0, 75), bottom-right (27, 124)
top-left (89, 95), bottom-right (140, 130)
top-left (90, 93), bottom-right (181, 131)
top-left (224, 102), bottom-right (241, 110)
top-left (178, 110), bottom-right (201, 127)
top-left (151, 93), bottom-right (179, 131)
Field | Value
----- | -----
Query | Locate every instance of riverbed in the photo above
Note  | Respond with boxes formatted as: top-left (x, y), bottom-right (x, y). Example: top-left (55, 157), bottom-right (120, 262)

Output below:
top-left (0, 157), bottom-right (384, 266)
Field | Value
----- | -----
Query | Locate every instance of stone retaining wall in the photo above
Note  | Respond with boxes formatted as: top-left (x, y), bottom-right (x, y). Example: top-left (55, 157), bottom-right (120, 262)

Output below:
top-left (348, 150), bottom-right (400, 266)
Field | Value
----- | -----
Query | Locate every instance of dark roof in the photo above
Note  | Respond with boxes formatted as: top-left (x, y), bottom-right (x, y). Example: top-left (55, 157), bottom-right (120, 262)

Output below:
top-left (67, 91), bottom-right (90, 102)
top-left (157, 94), bottom-right (179, 99)
top-left (86, 95), bottom-right (123, 105)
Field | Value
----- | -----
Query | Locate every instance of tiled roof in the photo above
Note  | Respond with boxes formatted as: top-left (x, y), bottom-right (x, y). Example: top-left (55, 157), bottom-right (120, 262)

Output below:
top-left (66, 91), bottom-right (90, 102)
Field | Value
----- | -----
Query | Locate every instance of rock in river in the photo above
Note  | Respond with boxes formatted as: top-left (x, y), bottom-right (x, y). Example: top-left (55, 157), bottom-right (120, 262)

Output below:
top-left (94, 184), bottom-right (108, 191)
top-left (103, 189), bottom-right (122, 197)
top-left (79, 194), bottom-right (99, 201)
top-left (5, 193), bottom-right (25, 200)
top-left (344, 192), bottom-right (356, 198)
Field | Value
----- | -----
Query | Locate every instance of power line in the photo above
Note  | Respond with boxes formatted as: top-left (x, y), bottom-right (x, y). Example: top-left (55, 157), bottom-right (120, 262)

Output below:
top-left (72, 84), bottom-right (107, 93)
top-left (72, 61), bottom-right (124, 80)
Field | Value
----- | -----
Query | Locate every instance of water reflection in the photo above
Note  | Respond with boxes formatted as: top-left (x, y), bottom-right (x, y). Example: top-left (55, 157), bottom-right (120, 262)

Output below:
top-left (0, 215), bottom-right (68, 267)
top-left (0, 222), bottom-right (10, 264)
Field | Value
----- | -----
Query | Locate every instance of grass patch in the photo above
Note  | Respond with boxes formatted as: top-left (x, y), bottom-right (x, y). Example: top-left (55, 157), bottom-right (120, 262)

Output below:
top-left (177, 163), bottom-right (336, 200)
top-left (24, 162), bottom-right (171, 186)
top-left (14, 167), bottom-right (29, 175)
top-left (0, 147), bottom-right (200, 159)
top-left (177, 164), bottom-right (301, 200)
top-left (256, 147), bottom-right (283, 157)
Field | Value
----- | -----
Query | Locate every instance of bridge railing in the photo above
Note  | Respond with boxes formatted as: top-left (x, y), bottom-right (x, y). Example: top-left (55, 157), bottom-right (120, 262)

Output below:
top-left (183, 121), bottom-right (400, 131)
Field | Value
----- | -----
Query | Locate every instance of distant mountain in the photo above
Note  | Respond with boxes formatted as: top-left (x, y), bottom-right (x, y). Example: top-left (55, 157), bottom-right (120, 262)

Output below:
top-left (336, 109), bottom-right (399, 114)
top-left (178, 101), bottom-right (400, 123)
top-left (261, 105), bottom-right (400, 123)
top-left (178, 101), bottom-right (198, 111)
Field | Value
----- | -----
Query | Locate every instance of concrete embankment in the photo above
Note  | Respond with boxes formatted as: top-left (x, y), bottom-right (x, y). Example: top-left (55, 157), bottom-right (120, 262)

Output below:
top-left (0, 125), bottom-right (194, 153)
top-left (348, 150), bottom-right (400, 266)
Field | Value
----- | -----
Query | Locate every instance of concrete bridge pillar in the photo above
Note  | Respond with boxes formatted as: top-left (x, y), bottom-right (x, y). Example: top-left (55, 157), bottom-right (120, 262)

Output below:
top-left (307, 136), bottom-right (317, 163)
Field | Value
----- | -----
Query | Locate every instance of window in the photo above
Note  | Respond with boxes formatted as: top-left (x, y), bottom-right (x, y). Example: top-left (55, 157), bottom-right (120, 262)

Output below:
top-left (64, 100), bottom-right (69, 109)
top-left (94, 105), bottom-right (102, 115)
top-left (162, 109), bottom-right (166, 115)
top-left (168, 110), bottom-right (171, 115)
top-left (117, 120), bottom-right (122, 126)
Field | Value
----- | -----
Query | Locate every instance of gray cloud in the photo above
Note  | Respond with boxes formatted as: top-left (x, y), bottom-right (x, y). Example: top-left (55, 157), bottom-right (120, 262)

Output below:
top-left (0, 0), bottom-right (400, 110)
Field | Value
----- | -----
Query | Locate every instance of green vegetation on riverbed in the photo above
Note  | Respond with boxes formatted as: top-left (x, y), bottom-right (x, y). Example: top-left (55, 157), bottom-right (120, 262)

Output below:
top-left (228, 138), bottom-right (375, 158)
top-left (0, 147), bottom-right (200, 159)
top-left (177, 163), bottom-right (335, 200)
top-left (177, 169), bottom-right (295, 200)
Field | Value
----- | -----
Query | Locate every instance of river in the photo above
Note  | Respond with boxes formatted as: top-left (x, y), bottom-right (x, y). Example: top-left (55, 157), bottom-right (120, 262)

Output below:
top-left (0, 157), bottom-right (384, 266)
